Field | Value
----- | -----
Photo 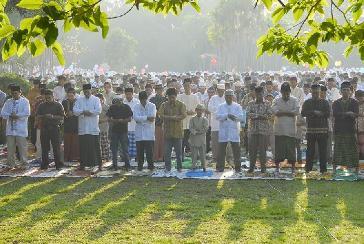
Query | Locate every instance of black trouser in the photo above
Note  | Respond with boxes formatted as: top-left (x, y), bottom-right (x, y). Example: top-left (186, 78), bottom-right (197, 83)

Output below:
top-left (296, 139), bottom-right (302, 162)
top-left (29, 116), bottom-right (36, 146)
top-left (182, 129), bottom-right (190, 161)
top-left (40, 126), bottom-right (62, 169)
top-left (306, 133), bottom-right (328, 173)
top-left (216, 142), bottom-right (241, 172)
top-left (136, 141), bottom-right (154, 171)
top-left (206, 126), bottom-right (211, 153)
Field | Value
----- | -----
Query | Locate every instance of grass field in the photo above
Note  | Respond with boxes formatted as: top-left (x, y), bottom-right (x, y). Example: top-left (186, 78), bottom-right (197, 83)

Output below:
top-left (0, 177), bottom-right (363, 243)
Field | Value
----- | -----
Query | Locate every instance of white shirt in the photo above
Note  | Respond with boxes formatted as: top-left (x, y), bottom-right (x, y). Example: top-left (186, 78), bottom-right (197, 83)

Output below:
top-left (73, 95), bottom-right (101, 135)
top-left (327, 87), bottom-right (341, 102)
top-left (123, 97), bottom-right (139, 131)
top-left (216, 102), bottom-right (245, 143)
top-left (291, 86), bottom-right (305, 106)
top-left (134, 102), bottom-right (156, 141)
top-left (1, 97), bottom-right (30, 137)
top-left (272, 96), bottom-right (300, 138)
top-left (304, 93), bottom-right (312, 101)
top-left (208, 95), bottom-right (225, 131)
top-left (177, 93), bottom-right (200, 130)
top-left (53, 86), bottom-right (66, 102)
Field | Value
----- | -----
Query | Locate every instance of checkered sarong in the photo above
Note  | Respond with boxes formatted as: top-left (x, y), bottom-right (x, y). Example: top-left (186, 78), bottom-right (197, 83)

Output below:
top-left (100, 131), bottom-right (110, 160)
top-left (334, 134), bottom-right (358, 167)
top-left (128, 131), bottom-right (136, 158)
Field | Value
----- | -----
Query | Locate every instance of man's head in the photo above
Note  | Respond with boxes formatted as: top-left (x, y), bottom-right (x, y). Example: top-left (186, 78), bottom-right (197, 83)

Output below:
top-left (225, 89), bottom-right (234, 105)
top-left (303, 83), bottom-right (311, 94)
top-left (183, 78), bottom-right (192, 94)
top-left (104, 81), bottom-right (112, 93)
top-left (265, 94), bottom-right (274, 104)
top-left (57, 75), bottom-right (66, 85)
top-left (207, 86), bottom-right (215, 98)
top-left (311, 84), bottom-right (321, 100)
top-left (67, 88), bottom-right (76, 100)
top-left (340, 81), bottom-right (352, 99)
top-left (155, 84), bottom-right (163, 95)
top-left (83, 84), bottom-right (92, 98)
top-left (32, 78), bottom-right (41, 89)
top-left (145, 83), bottom-right (153, 96)
top-left (280, 82), bottom-right (291, 101)
top-left (265, 80), bottom-right (273, 92)
top-left (195, 104), bottom-right (204, 117)
top-left (254, 86), bottom-right (264, 102)
top-left (320, 85), bottom-right (327, 99)
top-left (216, 84), bottom-right (225, 97)
top-left (44, 89), bottom-right (54, 102)
top-left (124, 87), bottom-right (134, 101)
top-left (166, 87), bottom-right (177, 103)
top-left (355, 90), bottom-right (364, 102)
top-left (289, 76), bottom-right (298, 88)
top-left (327, 77), bottom-right (336, 89)
top-left (139, 91), bottom-right (148, 106)
top-left (11, 85), bottom-right (21, 100)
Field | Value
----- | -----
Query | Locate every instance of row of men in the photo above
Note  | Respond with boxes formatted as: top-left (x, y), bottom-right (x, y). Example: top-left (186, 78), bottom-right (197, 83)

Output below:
top-left (0, 75), bottom-right (363, 175)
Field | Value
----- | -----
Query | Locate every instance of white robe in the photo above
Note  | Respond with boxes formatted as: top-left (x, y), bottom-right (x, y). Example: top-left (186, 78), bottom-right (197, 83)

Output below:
top-left (73, 95), bottom-right (101, 136)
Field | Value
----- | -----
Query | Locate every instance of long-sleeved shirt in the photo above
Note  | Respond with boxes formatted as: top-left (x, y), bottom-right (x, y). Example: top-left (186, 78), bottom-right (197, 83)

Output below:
top-left (103, 91), bottom-right (116, 106)
top-left (177, 93), bottom-right (200, 130)
top-left (208, 95), bottom-right (225, 131)
top-left (291, 86), bottom-right (305, 106)
top-left (53, 85), bottom-right (66, 102)
top-left (1, 97), bottom-right (30, 137)
top-left (150, 95), bottom-right (167, 126)
top-left (189, 116), bottom-right (209, 146)
top-left (73, 95), bottom-right (101, 135)
top-left (216, 102), bottom-right (245, 142)
top-left (332, 98), bottom-right (359, 134)
top-left (123, 97), bottom-right (139, 132)
top-left (247, 100), bottom-right (272, 135)
top-left (301, 98), bottom-right (330, 134)
top-left (272, 96), bottom-right (300, 138)
top-left (134, 102), bottom-right (157, 141)
top-left (0, 90), bottom-right (6, 109)
top-left (327, 87), bottom-right (341, 102)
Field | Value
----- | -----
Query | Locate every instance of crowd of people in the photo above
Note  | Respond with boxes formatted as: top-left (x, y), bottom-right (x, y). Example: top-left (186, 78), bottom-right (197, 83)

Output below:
top-left (0, 70), bottom-right (363, 176)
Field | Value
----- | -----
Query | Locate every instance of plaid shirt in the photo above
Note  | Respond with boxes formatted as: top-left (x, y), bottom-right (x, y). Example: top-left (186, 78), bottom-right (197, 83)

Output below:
top-left (247, 100), bottom-right (272, 135)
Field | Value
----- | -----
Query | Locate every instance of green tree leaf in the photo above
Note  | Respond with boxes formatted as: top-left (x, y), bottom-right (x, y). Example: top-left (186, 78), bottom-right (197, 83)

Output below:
top-left (16, 0), bottom-right (43, 10)
top-left (293, 7), bottom-right (304, 21)
top-left (51, 41), bottom-right (65, 65)
top-left (344, 45), bottom-right (353, 57)
top-left (261, 0), bottom-right (272, 10)
top-left (30, 39), bottom-right (46, 57)
top-left (0, 25), bottom-right (15, 39)
top-left (190, 1), bottom-right (200, 12)
top-left (272, 7), bottom-right (285, 24)
top-left (44, 23), bottom-right (58, 46)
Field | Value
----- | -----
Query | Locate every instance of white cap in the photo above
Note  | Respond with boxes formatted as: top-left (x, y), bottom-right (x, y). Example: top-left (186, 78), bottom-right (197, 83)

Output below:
top-left (217, 84), bottom-right (225, 90)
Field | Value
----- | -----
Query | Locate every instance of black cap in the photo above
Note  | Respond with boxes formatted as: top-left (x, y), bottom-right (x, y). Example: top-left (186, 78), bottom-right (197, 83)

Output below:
top-left (11, 85), bottom-right (21, 92)
top-left (280, 82), bottom-right (291, 92)
top-left (83, 84), bottom-right (92, 90)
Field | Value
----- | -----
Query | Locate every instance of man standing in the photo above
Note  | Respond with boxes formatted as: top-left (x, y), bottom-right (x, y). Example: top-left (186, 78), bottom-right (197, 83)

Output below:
top-left (134, 91), bottom-right (156, 171)
top-left (1, 85), bottom-right (30, 168)
top-left (0, 89), bottom-right (7, 145)
top-left (177, 78), bottom-right (200, 161)
top-left (246, 86), bottom-right (272, 175)
top-left (103, 80), bottom-right (116, 106)
top-left (73, 84), bottom-right (102, 170)
top-left (53, 75), bottom-right (67, 102)
top-left (27, 78), bottom-right (41, 146)
top-left (332, 81), bottom-right (359, 173)
top-left (123, 87), bottom-right (139, 160)
top-left (216, 89), bottom-right (245, 173)
top-left (158, 88), bottom-right (187, 172)
top-left (150, 82), bottom-right (167, 161)
top-left (272, 82), bottom-right (300, 174)
top-left (36, 90), bottom-right (65, 170)
top-left (327, 77), bottom-right (341, 102)
top-left (208, 83), bottom-right (225, 163)
top-left (301, 84), bottom-right (330, 174)
top-left (107, 96), bottom-right (133, 170)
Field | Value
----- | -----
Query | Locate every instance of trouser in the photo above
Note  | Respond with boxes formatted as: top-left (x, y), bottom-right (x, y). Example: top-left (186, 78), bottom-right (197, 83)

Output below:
top-left (6, 136), bottom-right (27, 166)
top-left (191, 145), bottom-right (206, 169)
top-left (206, 126), bottom-right (211, 153)
top-left (269, 134), bottom-right (275, 160)
top-left (306, 133), bottom-right (328, 173)
top-left (296, 138), bottom-right (302, 162)
top-left (40, 126), bottom-right (62, 169)
top-left (154, 125), bottom-right (164, 161)
top-left (359, 133), bottom-right (364, 160)
top-left (216, 142), bottom-right (241, 172)
top-left (36, 129), bottom-right (53, 160)
top-left (211, 131), bottom-right (219, 162)
top-left (0, 120), bottom-right (6, 145)
top-left (136, 140), bottom-right (154, 171)
top-left (164, 138), bottom-right (182, 171)
top-left (29, 116), bottom-right (36, 146)
top-left (328, 131), bottom-right (333, 163)
top-left (182, 129), bottom-right (190, 161)
top-left (110, 132), bottom-right (130, 168)
top-left (248, 134), bottom-right (268, 172)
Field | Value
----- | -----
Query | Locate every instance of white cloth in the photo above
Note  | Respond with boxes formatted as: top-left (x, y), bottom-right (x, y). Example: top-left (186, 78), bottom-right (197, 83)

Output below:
top-left (272, 96), bottom-right (300, 138)
top-left (177, 93), bottom-right (200, 130)
top-left (73, 95), bottom-right (101, 135)
top-left (123, 97), bottom-right (139, 131)
top-left (196, 92), bottom-right (208, 104)
top-left (53, 86), bottom-right (66, 102)
top-left (208, 95), bottom-right (225, 131)
top-left (1, 97), bottom-right (30, 137)
top-left (304, 93), bottom-right (312, 101)
top-left (327, 87), bottom-right (341, 102)
top-left (103, 91), bottom-right (116, 106)
top-left (291, 86), bottom-right (305, 106)
top-left (216, 102), bottom-right (245, 143)
top-left (134, 102), bottom-right (156, 141)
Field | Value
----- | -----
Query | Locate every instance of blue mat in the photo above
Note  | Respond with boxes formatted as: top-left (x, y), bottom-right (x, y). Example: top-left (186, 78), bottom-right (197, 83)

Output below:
top-left (185, 170), bottom-right (214, 177)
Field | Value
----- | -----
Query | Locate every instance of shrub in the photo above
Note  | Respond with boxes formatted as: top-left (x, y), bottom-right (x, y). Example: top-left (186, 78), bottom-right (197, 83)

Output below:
top-left (0, 73), bottom-right (31, 95)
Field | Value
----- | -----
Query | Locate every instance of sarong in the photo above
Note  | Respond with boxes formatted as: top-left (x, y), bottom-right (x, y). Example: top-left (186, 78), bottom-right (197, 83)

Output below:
top-left (128, 131), bottom-right (136, 158)
top-left (275, 135), bottom-right (296, 163)
top-left (79, 134), bottom-right (101, 167)
top-left (64, 133), bottom-right (79, 162)
top-left (100, 131), bottom-right (110, 160)
top-left (334, 134), bottom-right (359, 167)
top-left (154, 125), bottom-right (164, 161)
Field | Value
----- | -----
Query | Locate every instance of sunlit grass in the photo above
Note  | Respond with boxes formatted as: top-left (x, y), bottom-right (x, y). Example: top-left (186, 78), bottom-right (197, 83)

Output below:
top-left (0, 177), bottom-right (363, 243)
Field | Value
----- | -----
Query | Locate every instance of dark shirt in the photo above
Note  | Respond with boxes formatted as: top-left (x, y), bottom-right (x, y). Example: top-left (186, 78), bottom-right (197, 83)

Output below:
top-left (106, 103), bottom-right (133, 133)
top-left (150, 94), bottom-right (167, 126)
top-left (332, 98), bottom-right (359, 134)
top-left (36, 101), bottom-right (65, 128)
top-left (62, 99), bottom-right (78, 133)
top-left (301, 98), bottom-right (330, 134)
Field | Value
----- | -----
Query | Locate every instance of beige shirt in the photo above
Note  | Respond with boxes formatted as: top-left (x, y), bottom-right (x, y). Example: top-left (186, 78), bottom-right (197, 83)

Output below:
top-left (188, 116), bottom-right (209, 146)
top-left (272, 96), bottom-right (300, 138)
top-left (177, 93), bottom-right (200, 130)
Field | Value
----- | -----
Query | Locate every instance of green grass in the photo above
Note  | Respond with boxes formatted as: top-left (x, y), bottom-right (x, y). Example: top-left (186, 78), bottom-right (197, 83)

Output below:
top-left (0, 177), bottom-right (363, 243)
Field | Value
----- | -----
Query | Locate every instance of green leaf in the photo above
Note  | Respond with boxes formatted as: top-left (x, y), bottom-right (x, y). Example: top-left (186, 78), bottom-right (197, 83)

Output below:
top-left (30, 39), bottom-right (46, 57)
top-left (190, 1), bottom-right (200, 12)
top-left (293, 7), bottom-right (304, 21)
top-left (344, 46), bottom-right (353, 57)
top-left (307, 32), bottom-right (321, 48)
top-left (272, 7), bottom-right (285, 24)
top-left (64, 18), bottom-right (73, 32)
top-left (0, 25), bottom-right (15, 38)
top-left (1, 39), bottom-right (17, 61)
top-left (44, 23), bottom-right (58, 46)
top-left (352, 8), bottom-right (362, 23)
top-left (100, 12), bottom-right (109, 38)
top-left (16, 0), bottom-right (43, 10)
top-left (51, 41), bottom-right (65, 65)
top-left (20, 18), bottom-right (34, 30)
top-left (261, 0), bottom-right (272, 10)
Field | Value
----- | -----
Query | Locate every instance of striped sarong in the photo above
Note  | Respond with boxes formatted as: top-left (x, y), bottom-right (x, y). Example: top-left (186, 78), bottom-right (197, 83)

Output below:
top-left (128, 131), bottom-right (136, 158)
top-left (334, 134), bottom-right (359, 167)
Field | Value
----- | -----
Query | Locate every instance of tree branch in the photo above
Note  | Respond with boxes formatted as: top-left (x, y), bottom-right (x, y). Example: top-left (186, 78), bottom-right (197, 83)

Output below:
top-left (294, 0), bottom-right (321, 38)
top-left (107, 3), bottom-right (136, 19)
top-left (331, 0), bottom-right (351, 26)
top-left (277, 0), bottom-right (286, 7)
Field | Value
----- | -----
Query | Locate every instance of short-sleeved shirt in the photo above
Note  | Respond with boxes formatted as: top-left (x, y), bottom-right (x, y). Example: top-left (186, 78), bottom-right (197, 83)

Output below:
top-left (158, 100), bottom-right (186, 139)
top-left (106, 103), bottom-right (133, 134)
top-left (36, 101), bottom-right (65, 128)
